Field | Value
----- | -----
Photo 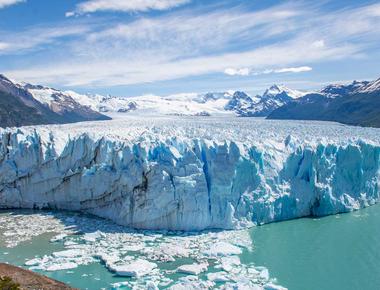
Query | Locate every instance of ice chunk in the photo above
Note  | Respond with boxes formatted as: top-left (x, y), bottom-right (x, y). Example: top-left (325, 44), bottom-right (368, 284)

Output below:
top-left (207, 271), bottom-right (230, 282)
top-left (110, 259), bottom-right (157, 277)
top-left (53, 249), bottom-right (85, 258)
top-left (176, 262), bottom-right (208, 275)
top-left (204, 242), bottom-right (242, 256)
top-left (168, 276), bottom-right (214, 290)
top-left (218, 256), bottom-right (241, 272)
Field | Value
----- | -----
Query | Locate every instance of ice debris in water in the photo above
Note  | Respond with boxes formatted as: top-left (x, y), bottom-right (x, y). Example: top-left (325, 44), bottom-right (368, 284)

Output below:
top-left (0, 211), bottom-right (285, 289)
top-left (0, 212), bottom-right (70, 247)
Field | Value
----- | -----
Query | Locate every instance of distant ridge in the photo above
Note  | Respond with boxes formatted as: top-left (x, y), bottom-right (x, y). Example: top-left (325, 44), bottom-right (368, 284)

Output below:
top-left (268, 78), bottom-right (380, 128)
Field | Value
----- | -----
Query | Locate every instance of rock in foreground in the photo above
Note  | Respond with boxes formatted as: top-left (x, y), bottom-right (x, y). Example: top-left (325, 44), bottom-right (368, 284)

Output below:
top-left (0, 263), bottom-right (75, 290)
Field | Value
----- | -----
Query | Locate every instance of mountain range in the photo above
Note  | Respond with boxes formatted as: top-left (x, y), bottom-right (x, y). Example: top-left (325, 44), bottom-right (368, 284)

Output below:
top-left (0, 73), bottom-right (379, 128)
top-left (268, 78), bottom-right (380, 127)
top-left (20, 81), bottom-right (307, 117)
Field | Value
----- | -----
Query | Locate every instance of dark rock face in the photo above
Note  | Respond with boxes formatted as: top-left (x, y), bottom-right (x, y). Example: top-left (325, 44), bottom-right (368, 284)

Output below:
top-left (117, 101), bottom-right (137, 113)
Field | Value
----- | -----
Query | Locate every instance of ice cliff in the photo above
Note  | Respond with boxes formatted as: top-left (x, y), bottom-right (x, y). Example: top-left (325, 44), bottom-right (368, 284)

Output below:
top-left (0, 116), bottom-right (379, 230)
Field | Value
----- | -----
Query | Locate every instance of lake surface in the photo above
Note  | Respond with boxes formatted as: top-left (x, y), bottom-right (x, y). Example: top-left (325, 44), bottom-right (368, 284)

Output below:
top-left (248, 203), bottom-right (380, 290)
top-left (1, 205), bottom-right (380, 289)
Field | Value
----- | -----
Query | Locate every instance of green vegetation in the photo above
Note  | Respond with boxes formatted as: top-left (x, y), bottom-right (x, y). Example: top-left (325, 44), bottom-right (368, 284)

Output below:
top-left (0, 276), bottom-right (20, 290)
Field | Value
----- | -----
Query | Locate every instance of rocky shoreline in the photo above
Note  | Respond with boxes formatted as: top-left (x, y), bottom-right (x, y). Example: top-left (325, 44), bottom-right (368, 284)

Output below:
top-left (0, 263), bottom-right (75, 290)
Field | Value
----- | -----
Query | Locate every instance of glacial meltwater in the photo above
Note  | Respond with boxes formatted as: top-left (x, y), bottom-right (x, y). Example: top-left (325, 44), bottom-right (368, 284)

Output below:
top-left (1, 205), bottom-right (380, 289)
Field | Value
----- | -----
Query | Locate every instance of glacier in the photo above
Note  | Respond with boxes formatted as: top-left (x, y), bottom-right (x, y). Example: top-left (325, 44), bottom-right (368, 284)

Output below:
top-left (0, 116), bottom-right (379, 231)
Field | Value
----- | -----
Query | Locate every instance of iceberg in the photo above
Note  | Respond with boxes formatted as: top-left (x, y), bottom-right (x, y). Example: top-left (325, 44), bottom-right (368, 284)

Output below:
top-left (0, 116), bottom-right (379, 230)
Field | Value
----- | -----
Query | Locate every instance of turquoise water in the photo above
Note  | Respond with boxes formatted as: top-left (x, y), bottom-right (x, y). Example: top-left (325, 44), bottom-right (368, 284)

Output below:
top-left (0, 232), bottom-right (122, 289)
top-left (247, 204), bottom-right (380, 290)
top-left (1, 205), bottom-right (380, 289)
top-left (0, 210), bottom-right (264, 289)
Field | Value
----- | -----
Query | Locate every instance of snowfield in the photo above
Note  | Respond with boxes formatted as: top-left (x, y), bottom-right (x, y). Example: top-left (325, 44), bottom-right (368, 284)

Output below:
top-left (0, 115), bottom-right (379, 230)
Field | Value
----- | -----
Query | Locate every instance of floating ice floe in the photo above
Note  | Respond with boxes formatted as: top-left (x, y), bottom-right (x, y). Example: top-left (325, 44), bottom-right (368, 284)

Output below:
top-left (204, 241), bottom-right (242, 256)
top-left (110, 259), bottom-right (157, 277)
top-left (177, 262), bottom-right (208, 275)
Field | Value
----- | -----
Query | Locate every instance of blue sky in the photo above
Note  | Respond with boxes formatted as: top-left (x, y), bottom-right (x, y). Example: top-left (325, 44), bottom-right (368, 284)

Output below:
top-left (0, 0), bottom-right (380, 96)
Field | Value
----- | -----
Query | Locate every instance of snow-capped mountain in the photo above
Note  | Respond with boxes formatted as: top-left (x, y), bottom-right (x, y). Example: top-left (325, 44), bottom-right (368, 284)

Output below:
top-left (356, 78), bottom-right (380, 93)
top-left (0, 74), bottom-right (109, 128)
top-left (224, 91), bottom-right (260, 116)
top-left (67, 84), bottom-right (307, 117)
top-left (24, 84), bottom-right (111, 122)
top-left (224, 85), bottom-right (307, 117)
top-left (268, 77), bottom-right (380, 127)
top-left (15, 81), bottom-right (236, 117)
top-left (320, 80), bottom-right (369, 97)
top-left (66, 91), bottom-right (138, 113)
top-left (248, 85), bottom-right (308, 116)
top-left (20, 78), bottom-right (310, 118)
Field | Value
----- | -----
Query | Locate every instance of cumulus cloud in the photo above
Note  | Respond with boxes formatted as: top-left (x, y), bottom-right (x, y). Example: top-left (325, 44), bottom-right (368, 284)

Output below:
top-left (0, 0), bottom-right (24, 9)
top-left (224, 68), bottom-right (250, 76)
top-left (67, 0), bottom-right (190, 16)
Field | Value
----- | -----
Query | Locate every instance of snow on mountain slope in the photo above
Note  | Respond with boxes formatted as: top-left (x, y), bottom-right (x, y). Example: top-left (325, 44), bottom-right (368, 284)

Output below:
top-left (268, 77), bottom-right (380, 128)
top-left (0, 116), bottom-right (379, 231)
top-left (224, 85), bottom-right (308, 117)
top-left (263, 84), bottom-right (307, 99)
top-left (224, 91), bottom-right (260, 116)
top-left (136, 92), bottom-right (233, 116)
top-left (66, 90), bottom-right (234, 116)
top-left (356, 78), bottom-right (380, 93)
top-left (24, 82), bottom-right (311, 118)
top-left (320, 80), bottom-right (369, 98)
top-left (22, 84), bottom-right (111, 122)
top-left (0, 75), bottom-right (110, 128)
top-left (64, 91), bottom-right (138, 113)
top-left (248, 85), bottom-right (309, 117)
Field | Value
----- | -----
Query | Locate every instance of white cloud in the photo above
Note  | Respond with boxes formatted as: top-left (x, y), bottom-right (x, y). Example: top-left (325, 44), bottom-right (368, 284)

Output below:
top-left (2, 2), bottom-right (380, 87)
top-left (224, 68), bottom-right (250, 76)
top-left (67, 0), bottom-right (190, 16)
top-left (5, 38), bottom-right (353, 87)
top-left (274, 66), bottom-right (313, 73)
top-left (311, 40), bottom-right (325, 48)
top-left (225, 66), bottom-right (312, 76)
top-left (0, 42), bottom-right (9, 50)
top-left (0, 25), bottom-right (91, 54)
top-left (0, 0), bottom-right (24, 9)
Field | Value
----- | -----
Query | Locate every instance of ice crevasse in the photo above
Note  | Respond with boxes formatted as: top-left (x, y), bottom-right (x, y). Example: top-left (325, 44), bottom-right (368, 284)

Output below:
top-left (0, 118), bottom-right (379, 231)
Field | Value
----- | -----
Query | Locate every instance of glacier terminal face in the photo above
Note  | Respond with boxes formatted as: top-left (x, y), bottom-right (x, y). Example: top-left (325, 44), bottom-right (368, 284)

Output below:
top-left (0, 116), bottom-right (379, 230)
